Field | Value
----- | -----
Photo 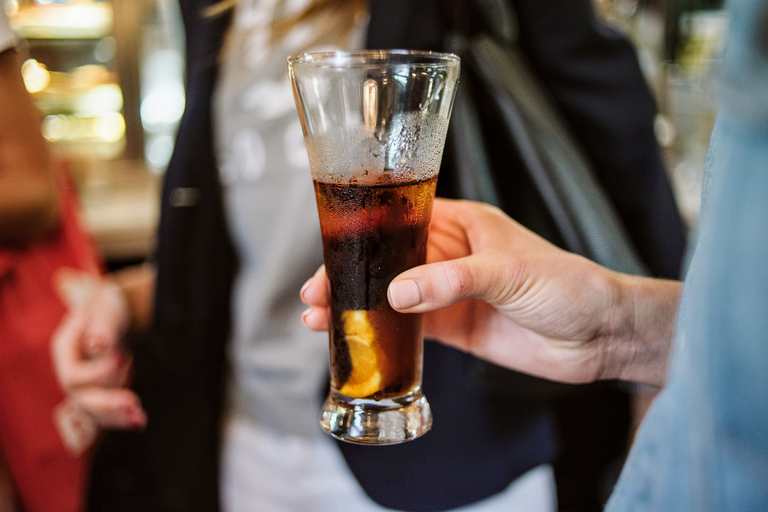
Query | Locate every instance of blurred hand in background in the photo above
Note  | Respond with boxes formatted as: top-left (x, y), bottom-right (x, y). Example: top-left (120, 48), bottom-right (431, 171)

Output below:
top-left (52, 270), bottom-right (148, 431)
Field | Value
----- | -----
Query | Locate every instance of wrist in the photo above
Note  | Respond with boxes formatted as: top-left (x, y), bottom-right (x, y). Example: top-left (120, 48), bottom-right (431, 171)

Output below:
top-left (601, 272), bottom-right (682, 388)
top-left (101, 279), bottom-right (131, 338)
top-left (110, 263), bottom-right (155, 334)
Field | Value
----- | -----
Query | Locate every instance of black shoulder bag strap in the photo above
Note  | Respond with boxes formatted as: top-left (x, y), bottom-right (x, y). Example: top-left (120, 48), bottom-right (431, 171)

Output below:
top-left (446, 0), bottom-right (650, 276)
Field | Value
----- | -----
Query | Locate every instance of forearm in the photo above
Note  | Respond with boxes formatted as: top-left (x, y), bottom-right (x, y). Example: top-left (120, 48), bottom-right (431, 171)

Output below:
top-left (110, 262), bottom-right (156, 335)
top-left (604, 273), bottom-right (683, 388)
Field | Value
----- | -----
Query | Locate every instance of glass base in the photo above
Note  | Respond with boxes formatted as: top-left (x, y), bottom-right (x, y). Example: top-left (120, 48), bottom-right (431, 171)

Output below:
top-left (320, 389), bottom-right (432, 445)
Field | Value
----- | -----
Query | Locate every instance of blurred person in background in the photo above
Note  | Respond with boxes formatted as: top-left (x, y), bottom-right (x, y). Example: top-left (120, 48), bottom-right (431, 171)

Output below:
top-left (2, 9), bottom-right (60, 511)
top-left (54, 0), bottom-right (686, 511)
top-left (0, 8), bottom-right (140, 511)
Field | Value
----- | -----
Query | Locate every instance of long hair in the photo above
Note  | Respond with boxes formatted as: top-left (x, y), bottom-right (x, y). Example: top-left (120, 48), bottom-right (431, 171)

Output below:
top-left (204, 0), bottom-right (368, 45)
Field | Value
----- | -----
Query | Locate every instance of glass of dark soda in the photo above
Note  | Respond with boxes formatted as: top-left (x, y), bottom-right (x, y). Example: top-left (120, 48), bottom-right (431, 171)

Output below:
top-left (289, 50), bottom-right (460, 444)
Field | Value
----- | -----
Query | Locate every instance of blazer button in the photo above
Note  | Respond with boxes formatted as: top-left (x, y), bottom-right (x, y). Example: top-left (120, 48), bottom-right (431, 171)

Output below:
top-left (169, 187), bottom-right (201, 207)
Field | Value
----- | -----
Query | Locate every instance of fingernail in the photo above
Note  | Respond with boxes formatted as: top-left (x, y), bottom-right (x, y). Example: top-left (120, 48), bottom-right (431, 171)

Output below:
top-left (129, 407), bottom-right (147, 428)
top-left (388, 280), bottom-right (422, 309)
top-left (299, 278), bottom-right (312, 302)
top-left (300, 307), bottom-right (312, 325)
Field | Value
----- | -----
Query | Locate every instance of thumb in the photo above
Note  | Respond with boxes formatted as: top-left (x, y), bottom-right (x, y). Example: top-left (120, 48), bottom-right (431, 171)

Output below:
top-left (388, 254), bottom-right (508, 313)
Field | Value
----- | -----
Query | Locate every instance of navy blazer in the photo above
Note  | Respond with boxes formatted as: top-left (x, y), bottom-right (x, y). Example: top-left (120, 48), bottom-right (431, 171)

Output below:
top-left (88, 1), bottom-right (685, 511)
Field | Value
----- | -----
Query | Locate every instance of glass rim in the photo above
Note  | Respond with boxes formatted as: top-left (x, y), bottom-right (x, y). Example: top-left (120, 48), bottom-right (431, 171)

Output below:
top-left (287, 49), bottom-right (460, 69)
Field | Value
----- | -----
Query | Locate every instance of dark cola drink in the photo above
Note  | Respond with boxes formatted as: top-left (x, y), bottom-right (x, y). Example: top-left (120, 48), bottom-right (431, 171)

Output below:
top-left (314, 174), bottom-right (438, 400)
top-left (292, 49), bottom-right (458, 443)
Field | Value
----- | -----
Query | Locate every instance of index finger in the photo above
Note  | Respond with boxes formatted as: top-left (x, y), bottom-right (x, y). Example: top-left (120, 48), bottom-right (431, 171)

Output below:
top-left (300, 265), bottom-right (329, 308)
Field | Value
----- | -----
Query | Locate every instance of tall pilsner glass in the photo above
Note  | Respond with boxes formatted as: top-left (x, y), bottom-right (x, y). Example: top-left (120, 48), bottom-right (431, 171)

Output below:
top-left (289, 50), bottom-right (460, 445)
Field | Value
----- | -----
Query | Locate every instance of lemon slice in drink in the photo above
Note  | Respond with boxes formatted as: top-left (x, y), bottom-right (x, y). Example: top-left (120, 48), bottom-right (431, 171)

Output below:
top-left (339, 310), bottom-right (382, 398)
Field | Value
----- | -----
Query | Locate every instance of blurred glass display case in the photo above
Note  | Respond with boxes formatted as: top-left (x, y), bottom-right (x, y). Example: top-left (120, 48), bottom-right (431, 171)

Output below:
top-left (3, 0), bottom-right (185, 261)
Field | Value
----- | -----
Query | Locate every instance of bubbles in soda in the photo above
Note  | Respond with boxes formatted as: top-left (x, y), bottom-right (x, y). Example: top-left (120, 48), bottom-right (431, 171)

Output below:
top-left (314, 174), bottom-right (437, 399)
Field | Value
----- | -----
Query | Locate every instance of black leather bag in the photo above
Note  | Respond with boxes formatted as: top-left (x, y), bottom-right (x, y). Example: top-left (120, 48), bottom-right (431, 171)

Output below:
top-left (443, 0), bottom-right (649, 399)
top-left (447, 0), bottom-right (649, 275)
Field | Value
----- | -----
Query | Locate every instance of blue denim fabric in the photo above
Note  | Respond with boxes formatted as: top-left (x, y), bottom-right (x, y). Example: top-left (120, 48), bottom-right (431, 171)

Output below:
top-left (606, 0), bottom-right (768, 510)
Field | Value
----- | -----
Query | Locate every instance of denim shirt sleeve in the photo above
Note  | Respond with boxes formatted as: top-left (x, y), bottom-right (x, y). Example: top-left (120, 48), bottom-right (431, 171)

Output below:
top-left (606, 0), bottom-right (768, 510)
